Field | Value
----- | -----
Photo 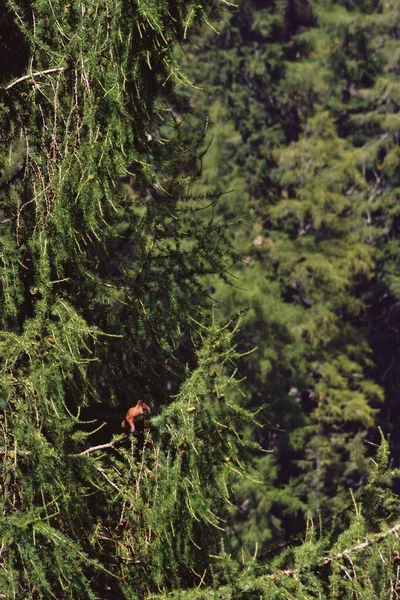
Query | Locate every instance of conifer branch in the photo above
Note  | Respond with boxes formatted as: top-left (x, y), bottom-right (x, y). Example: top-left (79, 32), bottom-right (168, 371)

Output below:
top-left (325, 522), bottom-right (400, 563)
top-left (267, 522), bottom-right (400, 580)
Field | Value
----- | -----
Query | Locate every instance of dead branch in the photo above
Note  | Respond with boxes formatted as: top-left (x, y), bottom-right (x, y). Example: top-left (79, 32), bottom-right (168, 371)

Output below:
top-left (73, 441), bottom-right (116, 456)
top-left (5, 67), bottom-right (66, 91)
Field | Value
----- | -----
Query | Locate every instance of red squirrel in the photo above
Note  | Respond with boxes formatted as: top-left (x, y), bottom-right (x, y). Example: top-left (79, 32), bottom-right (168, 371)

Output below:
top-left (121, 399), bottom-right (151, 433)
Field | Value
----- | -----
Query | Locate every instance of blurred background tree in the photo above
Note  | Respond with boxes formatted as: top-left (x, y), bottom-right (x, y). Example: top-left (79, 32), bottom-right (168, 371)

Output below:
top-left (179, 0), bottom-right (400, 556)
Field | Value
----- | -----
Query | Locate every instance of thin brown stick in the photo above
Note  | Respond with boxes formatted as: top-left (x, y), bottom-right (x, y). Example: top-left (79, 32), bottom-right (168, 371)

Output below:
top-left (95, 466), bottom-right (122, 494)
top-left (74, 441), bottom-right (116, 456)
top-left (5, 67), bottom-right (66, 91)
top-left (0, 436), bottom-right (126, 457)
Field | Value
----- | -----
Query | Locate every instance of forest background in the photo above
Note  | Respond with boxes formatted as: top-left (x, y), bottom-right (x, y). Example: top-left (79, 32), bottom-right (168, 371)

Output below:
top-left (1, 0), bottom-right (400, 598)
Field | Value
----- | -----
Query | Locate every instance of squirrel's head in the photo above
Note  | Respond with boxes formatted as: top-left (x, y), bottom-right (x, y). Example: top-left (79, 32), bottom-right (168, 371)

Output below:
top-left (137, 399), bottom-right (151, 415)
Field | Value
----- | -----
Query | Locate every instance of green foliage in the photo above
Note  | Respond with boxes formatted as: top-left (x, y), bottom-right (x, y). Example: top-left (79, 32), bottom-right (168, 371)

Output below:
top-left (0, 0), bottom-right (257, 597)
top-left (149, 438), bottom-right (400, 599)
top-left (179, 0), bottom-right (400, 559)
top-left (2, 0), bottom-right (400, 597)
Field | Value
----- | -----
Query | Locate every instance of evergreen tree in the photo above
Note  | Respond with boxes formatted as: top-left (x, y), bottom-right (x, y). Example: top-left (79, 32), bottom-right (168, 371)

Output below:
top-left (0, 1), bottom-right (255, 597)
top-left (179, 0), bottom-right (400, 555)
top-left (2, 0), bottom-right (400, 597)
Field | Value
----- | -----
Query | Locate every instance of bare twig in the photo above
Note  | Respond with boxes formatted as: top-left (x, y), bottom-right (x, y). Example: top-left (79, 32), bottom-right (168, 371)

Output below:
top-left (0, 439), bottom-right (120, 457)
top-left (5, 68), bottom-right (66, 91)
top-left (95, 466), bottom-right (122, 494)
top-left (73, 441), bottom-right (116, 456)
